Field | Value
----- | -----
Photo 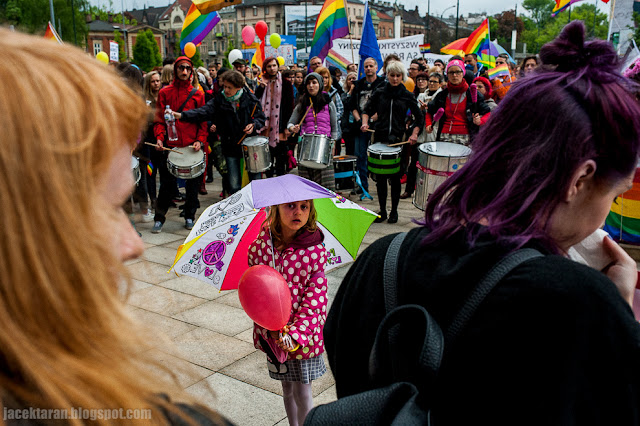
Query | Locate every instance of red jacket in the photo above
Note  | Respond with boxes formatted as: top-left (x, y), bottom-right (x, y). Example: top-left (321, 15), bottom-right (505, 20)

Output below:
top-left (154, 75), bottom-right (207, 148)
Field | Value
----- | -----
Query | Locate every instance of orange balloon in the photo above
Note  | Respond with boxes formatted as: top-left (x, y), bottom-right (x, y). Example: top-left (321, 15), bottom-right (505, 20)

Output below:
top-left (404, 78), bottom-right (415, 92)
top-left (184, 42), bottom-right (196, 58)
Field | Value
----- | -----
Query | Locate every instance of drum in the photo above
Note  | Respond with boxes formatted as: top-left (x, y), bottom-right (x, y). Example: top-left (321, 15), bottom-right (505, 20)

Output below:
top-left (242, 136), bottom-right (271, 173)
top-left (367, 143), bottom-right (402, 175)
top-left (298, 134), bottom-right (333, 169)
top-left (131, 156), bottom-right (141, 184)
top-left (333, 155), bottom-right (357, 190)
top-left (413, 142), bottom-right (471, 211)
top-left (167, 147), bottom-right (206, 179)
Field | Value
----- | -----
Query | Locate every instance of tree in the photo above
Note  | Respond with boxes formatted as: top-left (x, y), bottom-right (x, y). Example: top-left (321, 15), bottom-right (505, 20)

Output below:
top-left (132, 29), bottom-right (162, 72)
top-left (632, 12), bottom-right (640, 47)
top-left (0, 0), bottom-right (89, 46)
top-left (490, 10), bottom-right (525, 48)
top-left (190, 47), bottom-right (204, 68)
top-left (522, 0), bottom-right (555, 38)
top-left (113, 30), bottom-right (126, 62)
top-left (223, 38), bottom-right (235, 69)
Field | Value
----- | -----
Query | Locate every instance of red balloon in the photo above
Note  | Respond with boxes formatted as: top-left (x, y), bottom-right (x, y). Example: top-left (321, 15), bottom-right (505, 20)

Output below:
top-left (238, 265), bottom-right (291, 330)
top-left (255, 20), bottom-right (268, 40)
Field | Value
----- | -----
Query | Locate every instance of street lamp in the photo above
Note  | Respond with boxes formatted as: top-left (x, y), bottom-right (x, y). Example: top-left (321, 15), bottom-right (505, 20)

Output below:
top-left (438, 5), bottom-right (455, 51)
top-left (455, 0), bottom-right (459, 40)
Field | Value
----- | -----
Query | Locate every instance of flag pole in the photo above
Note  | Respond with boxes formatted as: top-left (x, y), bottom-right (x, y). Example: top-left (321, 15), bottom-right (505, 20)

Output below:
top-left (343, 0), bottom-right (355, 65)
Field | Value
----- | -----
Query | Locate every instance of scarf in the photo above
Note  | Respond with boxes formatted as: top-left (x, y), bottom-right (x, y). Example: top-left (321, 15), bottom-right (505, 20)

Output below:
top-left (223, 88), bottom-right (243, 112)
top-left (447, 79), bottom-right (469, 95)
top-left (260, 72), bottom-right (283, 147)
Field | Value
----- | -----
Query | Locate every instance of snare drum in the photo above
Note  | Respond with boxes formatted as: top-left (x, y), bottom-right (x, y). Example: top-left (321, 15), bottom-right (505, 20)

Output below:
top-left (298, 133), bottom-right (333, 169)
top-left (131, 156), bottom-right (141, 184)
top-left (413, 142), bottom-right (471, 210)
top-left (367, 143), bottom-right (402, 175)
top-left (167, 147), bottom-right (206, 179)
top-left (333, 155), bottom-right (357, 190)
top-left (242, 136), bottom-right (271, 173)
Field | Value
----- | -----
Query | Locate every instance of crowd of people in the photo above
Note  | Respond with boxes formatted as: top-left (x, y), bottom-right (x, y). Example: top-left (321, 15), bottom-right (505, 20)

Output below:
top-left (3, 19), bottom-right (640, 426)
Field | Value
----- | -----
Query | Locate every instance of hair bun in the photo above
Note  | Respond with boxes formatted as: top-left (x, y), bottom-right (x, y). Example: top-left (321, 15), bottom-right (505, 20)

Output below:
top-left (539, 21), bottom-right (618, 74)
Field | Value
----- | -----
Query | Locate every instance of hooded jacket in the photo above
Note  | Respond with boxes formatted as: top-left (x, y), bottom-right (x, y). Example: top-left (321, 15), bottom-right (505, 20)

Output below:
top-left (363, 82), bottom-right (424, 143)
top-left (154, 57), bottom-right (208, 148)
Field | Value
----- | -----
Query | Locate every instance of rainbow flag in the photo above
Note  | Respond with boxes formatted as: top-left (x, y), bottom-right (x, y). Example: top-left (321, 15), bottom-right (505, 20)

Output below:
top-left (420, 44), bottom-right (431, 53)
top-left (551, 0), bottom-right (583, 15)
top-left (44, 21), bottom-right (62, 44)
top-left (487, 64), bottom-right (510, 79)
top-left (147, 162), bottom-right (154, 176)
top-left (308, 0), bottom-right (349, 63)
top-left (325, 49), bottom-right (350, 74)
top-left (180, 4), bottom-right (220, 51)
top-left (604, 169), bottom-right (640, 244)
top-left (462, 19), bottom-right (490, 57)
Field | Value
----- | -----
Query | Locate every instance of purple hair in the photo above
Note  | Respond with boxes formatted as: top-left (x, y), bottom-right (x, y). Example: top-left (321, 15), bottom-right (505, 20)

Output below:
top-left (423, 21), bottom-right (640, 253)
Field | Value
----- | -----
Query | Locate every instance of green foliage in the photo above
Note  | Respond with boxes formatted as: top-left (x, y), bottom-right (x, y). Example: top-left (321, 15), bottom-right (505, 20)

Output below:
top-left (191, 47), bottom-right (204, 68)
top-left (633, 12), bottom-right (640, 48)
top-left (113, 29), bottom-right (126, 62)
top-left (132, 29), bottom-right (161, 71)
top-left (222, 38), bottom-right (235, 69)
top-left (490, 10), bottom-right (525, 48)
top-left (0, 0), bottom-right (89, 46)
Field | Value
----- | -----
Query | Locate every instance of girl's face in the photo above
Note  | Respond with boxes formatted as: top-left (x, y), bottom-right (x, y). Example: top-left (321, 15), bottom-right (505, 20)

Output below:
top-left (307, 78), bottom-right (320, 96)
top-left (150, 74), bottom-right (161, 92)
top-left (447, 66), bottom-right (464, 85)
top-left (475, 81), bottom-right (486, 96)
top-left (387, 72), bottom-right (403, 87)
top-left (278, 201), bottom-right (311, 236)
top-left (320, 72), bottom-right (331, 90)
top-left (416, 77), bottom-right (427, 90)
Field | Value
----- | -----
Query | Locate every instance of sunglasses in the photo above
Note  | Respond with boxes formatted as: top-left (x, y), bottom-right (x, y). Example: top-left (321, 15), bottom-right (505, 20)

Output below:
top-left (177, 65), bottom-right (192, 71)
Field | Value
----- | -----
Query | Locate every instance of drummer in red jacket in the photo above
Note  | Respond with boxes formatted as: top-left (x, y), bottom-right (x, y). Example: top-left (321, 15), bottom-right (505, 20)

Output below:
top-left (152, 56), bottom-right (207, 233)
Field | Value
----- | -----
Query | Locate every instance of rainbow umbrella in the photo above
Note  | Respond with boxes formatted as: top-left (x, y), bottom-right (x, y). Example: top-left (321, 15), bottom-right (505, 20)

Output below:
top-left (169, 175), bottom-right (377, 290)
top-left (440, 38), bottom-right (467, 56)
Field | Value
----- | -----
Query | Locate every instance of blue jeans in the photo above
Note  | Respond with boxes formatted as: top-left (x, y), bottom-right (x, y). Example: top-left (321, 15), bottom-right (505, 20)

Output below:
top-left (354, 133), bottom-right (369, 192)
top-left (226, 156), bottom-right (261, 194)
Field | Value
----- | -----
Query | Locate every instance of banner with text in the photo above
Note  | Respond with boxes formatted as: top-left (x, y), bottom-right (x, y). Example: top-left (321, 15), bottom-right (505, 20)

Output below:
top-left (331, 35), bottom-right (429, 70)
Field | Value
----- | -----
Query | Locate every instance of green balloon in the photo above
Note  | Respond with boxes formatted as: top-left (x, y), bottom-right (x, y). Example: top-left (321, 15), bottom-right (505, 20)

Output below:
top-left (269, 33), bottom-right (281, 49)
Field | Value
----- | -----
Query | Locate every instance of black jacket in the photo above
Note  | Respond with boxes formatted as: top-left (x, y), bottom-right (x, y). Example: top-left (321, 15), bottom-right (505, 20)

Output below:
top-left (180, 90), bottom-right (266, 158)
top-left (255, 77), bottom-right (295, 134)
top-left (326, 226), bottom-right (640, 426)
top-left (427, 86), bottom-right (491, 141)
top-left (363, 83), bottom-right (424, 143)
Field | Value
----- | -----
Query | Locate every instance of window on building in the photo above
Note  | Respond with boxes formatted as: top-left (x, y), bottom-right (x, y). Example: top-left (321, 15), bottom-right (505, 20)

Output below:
top-left (173, 15), bottom-right (182, 24)
top-left (253, 7), bottom-right (257, 16)
top-left (214, 41), bottom-right (217, 51)
top-left (264, 6), bottom-right (269, 16)
top-left (241, 8), bottom-right (245, 17)
top-left (93, 41), bottom-right (102, 56)
top-left (389, 28), bottom-right (392, 37)
top-left (229, 23), bottom-right (233, 33)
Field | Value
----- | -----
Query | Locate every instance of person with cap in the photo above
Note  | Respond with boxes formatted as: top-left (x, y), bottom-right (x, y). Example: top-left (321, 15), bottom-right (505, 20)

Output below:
top-left (473, 76), bottom-right (497, 112)
top-left (232, 58), bottom-right (256, 93)
top-left (256, 56), bottom-right (295, 177)
top-left (286, 72), bottom-right (339, 189)
top-left (425, 59), bottom-right (490, 146)
top-left (152, 56), bottom-right (207, 233)
top-left (491, 53), bottom-right (517, 103)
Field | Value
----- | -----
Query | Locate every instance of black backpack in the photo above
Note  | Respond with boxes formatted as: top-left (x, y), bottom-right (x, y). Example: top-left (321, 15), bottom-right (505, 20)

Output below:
top-left (305, 233), bottom-right (542, 425)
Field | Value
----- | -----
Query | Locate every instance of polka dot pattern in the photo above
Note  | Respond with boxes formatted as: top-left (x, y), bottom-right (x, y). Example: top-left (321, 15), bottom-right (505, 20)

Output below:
top-left (247, 230), bottom-right (328, 361)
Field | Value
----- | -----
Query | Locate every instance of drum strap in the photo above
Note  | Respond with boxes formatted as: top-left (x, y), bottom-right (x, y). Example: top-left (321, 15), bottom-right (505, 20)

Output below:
top-left (176, 88), bottom-right (198, 113)
top-left (415, 161), bottom-right (454, 177)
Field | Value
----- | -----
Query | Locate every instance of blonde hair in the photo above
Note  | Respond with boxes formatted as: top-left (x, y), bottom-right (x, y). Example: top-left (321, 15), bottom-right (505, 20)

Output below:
top-left (265, 201), bottom-right (318, 248)
top-left (315, 66), bottom-right (332, 91)
top-left (160, 64), bottom-right (173, 85)
top-left (343, 71), bottom-right (357, 92)
top-left (0, 28), bottom-right (214, 424)
top-left (143, 70), bottom-right (160, 107)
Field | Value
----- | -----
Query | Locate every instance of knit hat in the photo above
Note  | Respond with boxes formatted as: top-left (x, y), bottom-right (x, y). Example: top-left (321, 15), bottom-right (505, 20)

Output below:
top-left (473, 76), bottom-right (492, 98)
top-left (174, 56), bottom-right (192, 68)
top-left (304, 72), bottom-right (324, 89)
top-left (446, 59), bottom-right (465, 74)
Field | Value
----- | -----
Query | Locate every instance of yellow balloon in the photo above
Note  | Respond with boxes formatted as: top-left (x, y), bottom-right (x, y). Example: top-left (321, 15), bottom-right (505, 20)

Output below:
top-left (404, 78), bottom-right (415, 92)
top-left (96, 51), bottom-right (109, 64)
top-left (277, 56), bottom-right (285, 66)
top-left (184, 42), bottom-right (196, 58)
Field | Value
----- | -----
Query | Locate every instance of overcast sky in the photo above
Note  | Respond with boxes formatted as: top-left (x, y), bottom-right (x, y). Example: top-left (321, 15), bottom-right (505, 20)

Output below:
top-left (94, 0), bottom-right (610, 19)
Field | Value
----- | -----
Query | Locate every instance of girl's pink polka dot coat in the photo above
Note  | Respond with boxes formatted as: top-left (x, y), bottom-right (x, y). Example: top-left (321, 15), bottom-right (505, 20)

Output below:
top-left (249, 229), bottom-right (328, 361)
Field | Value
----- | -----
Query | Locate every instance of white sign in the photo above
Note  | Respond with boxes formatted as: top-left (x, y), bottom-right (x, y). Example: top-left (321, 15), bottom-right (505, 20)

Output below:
top-left (421, 53), bottom-right (452, 67)
top-left (109, 41), bottom-right (119, 62)
top-left (331, 34), bottom-right (425, 70)
top-left (265, 45), bottom-right (296, 66)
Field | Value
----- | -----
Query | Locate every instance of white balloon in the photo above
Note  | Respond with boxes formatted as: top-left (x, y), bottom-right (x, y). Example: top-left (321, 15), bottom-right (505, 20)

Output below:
top-left (228, 49), bottom-right (243, 65)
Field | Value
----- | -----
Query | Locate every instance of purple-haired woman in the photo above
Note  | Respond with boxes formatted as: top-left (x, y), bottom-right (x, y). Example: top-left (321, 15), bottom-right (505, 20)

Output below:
top-left (323, 22), bottom-right (640, 425)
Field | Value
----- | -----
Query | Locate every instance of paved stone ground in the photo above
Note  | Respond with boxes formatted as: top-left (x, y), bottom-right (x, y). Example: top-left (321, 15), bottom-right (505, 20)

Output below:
top-left (125, 171), bottom-right (421, 425)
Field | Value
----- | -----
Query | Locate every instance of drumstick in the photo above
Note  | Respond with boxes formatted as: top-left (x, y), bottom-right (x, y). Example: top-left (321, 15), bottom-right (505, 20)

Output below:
top-left (388, 141), bottom-right (412, 147)
top-left (365, 129), bottom-right (375, 132)
top-left (237, 103), bottom-right (259, 145)
top-left (143, 142), bottom-right (183, 154)
top-left (297, 104), bottom-right (313, 127)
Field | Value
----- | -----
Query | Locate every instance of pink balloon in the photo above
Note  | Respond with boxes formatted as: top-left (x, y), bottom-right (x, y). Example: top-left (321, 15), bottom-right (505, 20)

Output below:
top-left (238, 265), bottom-right (291, 331)
top-left (255, 20), bottom-right (268, 40)
top-left (242, 26), bottom-right (256, 46)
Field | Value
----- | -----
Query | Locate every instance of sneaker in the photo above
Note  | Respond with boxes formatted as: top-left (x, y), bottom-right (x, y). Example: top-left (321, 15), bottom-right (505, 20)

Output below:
top-left (151, 221), bottom-right (163, 234)
top-left (142, 210), bottom-right (154, 223)
top-left (388, 210), bottom-right (398, 224)
top-left (185, 219), bottom-right (194, 230)
top-left (374, 211), bottom-right (387, 223)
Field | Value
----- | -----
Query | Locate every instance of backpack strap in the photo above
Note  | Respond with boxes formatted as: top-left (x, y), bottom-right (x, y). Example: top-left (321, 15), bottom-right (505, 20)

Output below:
top-left (176, 88), bottom-right (198, 113)
top-left (382, 232), bottom-right (408, 314)
top-left (446, 248), bottom-right (543, 344)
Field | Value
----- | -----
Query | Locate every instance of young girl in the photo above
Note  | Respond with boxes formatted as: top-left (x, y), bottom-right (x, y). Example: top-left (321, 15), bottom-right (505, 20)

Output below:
top-left (248, 200), bottom-right (328, 426)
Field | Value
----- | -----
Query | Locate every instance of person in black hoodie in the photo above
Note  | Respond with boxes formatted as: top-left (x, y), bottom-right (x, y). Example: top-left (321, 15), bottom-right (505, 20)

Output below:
top-left (175, 70), bottom-right (266, 194)
top-left (360, 61), bottom-right (424, 224)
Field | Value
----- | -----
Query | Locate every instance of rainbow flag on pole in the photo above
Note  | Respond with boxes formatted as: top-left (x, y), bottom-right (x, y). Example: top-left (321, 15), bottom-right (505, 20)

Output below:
top-left (487, 64), bottom-right (510, 79)
top-left (308, 0), bottom-right (349, 64)
top-left (461, 18), bottom-right (498, 68)
top-left (420, 44), bottom-right (431, 53)
top-left (44, 21), bottom-right (63, 44)
top-left (326, 49), bottom-right (350, 74)
top-left (180, 4), bottom-right (220, 51)
top-left (552, 0), bottom-right (584, 16)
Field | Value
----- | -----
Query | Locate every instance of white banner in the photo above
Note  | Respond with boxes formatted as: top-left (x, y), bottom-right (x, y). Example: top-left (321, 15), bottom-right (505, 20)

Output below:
top-left (265, 44), bottom-right (296, 66)
top-left (421, 53), bottom-right (452, 67)
top-left (109, 41), bottom-right (119, 62)
top-left (331, 34), bottom-right (425, 70)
